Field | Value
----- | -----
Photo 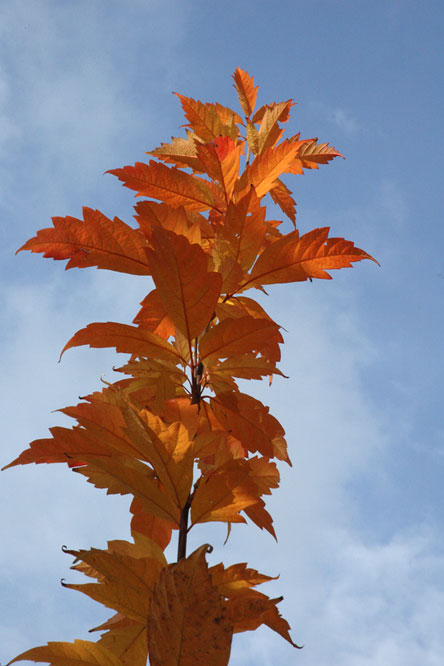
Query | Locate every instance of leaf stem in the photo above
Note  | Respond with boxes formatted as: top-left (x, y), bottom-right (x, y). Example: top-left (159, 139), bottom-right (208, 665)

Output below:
top-left (177, 496), bottom-right (191, 560)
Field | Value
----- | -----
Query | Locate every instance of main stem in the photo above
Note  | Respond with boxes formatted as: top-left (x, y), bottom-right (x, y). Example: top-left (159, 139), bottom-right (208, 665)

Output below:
top-left (177, 497), bottom-right (191, 560)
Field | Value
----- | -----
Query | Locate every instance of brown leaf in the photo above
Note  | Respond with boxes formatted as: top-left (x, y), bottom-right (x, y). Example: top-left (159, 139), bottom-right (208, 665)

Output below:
top-left (147, 545), bottom-right (232, 666)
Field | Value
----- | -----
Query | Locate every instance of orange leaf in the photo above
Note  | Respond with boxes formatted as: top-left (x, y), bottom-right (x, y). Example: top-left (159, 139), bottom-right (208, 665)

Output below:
top-left (289, 139), bottom-right (343, 173)
top-left (130, 498), bottom-right (173, 551)
top-left (148, 228), bottom-right (222, 343)
top-left (255, 101), bottom-right (294, 154)
top-left (219, 189), bottom-right (267, 272)
top-left (108, 161), bottom-right (224, 212)
top-left (216, 295), bottom-right (274, 322)
top-left (61, 321), bottom-right (182, 362)
top-left (210, 355), bottom-right (284, 382)
top-left (122, 406), bottom-right (194, 511)
top-left (199, 316), bottom-right (282, 362)
top-left (236, 140), bottom-right (303, 199)
top-left (243, 499), bottom-right (276, 539)
top-left (269, 178), bottom-right (297, 226)
top-left (232, 68), bottom-right (258, 117)
top-left (147, 545), bottom-right (232, 666)
top-left (226, 594), bottom-right (300, 647)
top-left (61, 541), bottom-right (165, 623)
top-left (17, 208), bottom-right (151, 275)
top-left (210, 393), bottom-right (289, 462)
top-left (245, 227), bottom-right (378, 289)
top-left (191, 459), bottom-right (258, 525)
top-left (133, 289), bottom-right (175, 339)
top-left (7, 640), bottom-right (124, 666)
top-left (148, 133), bottom-right (202, 171)
top-left (75, 455), bottom-right (180, 524)
top-left (134, 201), bottom-right (206, 245)
top-left (209, 562), bottom-right (276, 597)
top-left (96, 616), bottom-right (147, 666)
top-left (195, 138), bottom-right (242, 202)
top-left (174, 93), bottom-right (239, 142)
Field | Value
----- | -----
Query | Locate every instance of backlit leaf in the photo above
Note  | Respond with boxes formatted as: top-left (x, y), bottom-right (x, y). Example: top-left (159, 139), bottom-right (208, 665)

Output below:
top-left (7, 640), bottom-right (124, 666)
top-left (108, 161), bottom-right (224, 212)
top-left (232, 68), bottom-right (258, 117)
top-left (61, 322), bottom-right (182, 362)
top-left (18, 208), bottom-right (151, 275)
top-left (147, 545), bottom-right (232, 666)
top-left (245, 227), bottom-right (378, 289)
top-left (148, 228), bottom-right (222, 343)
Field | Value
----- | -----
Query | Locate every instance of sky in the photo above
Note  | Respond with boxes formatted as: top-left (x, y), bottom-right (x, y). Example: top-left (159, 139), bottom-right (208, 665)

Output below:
top-left (1, 1), bottom-right (443, 664)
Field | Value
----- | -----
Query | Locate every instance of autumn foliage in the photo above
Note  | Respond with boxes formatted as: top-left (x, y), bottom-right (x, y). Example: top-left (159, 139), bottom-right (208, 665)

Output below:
top-left (5, 69), bottom-right (376, 665)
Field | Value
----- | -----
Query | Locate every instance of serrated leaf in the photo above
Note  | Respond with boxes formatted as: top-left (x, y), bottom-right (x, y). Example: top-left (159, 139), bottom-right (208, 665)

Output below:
top-left (147, 545), bottom-right (232, 666)
top-left (61, 542), bottom-right (165, 623)
top-left (289, 139), bottom-right (343, 173)
top-left (199, 316), bottom-right (282, 362)
top-left (147, 228), bottom-right (221, 344)
top-left (236, 140), bottom-right (303, 199)
top-left (195, 137), bottom-right (242, 202)
top-left (269, 178), bottom-right (297, 226)
top-left (61, 322), bottom-right (182, 362)
top-left (108, 161), bottom-right (224, 213)
top-left (96, 617), bottom-right (147, 666)
top-left (148, 133), bottom-right (202, 171)
top-left (75, 455), bottom-right (180, 524)
top-left (174, 93), bottom-right (239, 142)
top-left (17, 208), bottom-right (151, 275)
top-left (134, 201), bottom-right (205, 244)
top-left (232, 68), bottom-right (258, 117)
top-left (210, 393), bottom-right (289, 462)
top-left (121, 406), bottom-right (194, 511)
top-left (7, 640), bottom-right (124, 666)
top-left (244, 227), bottom-right (378, 289)
top-left (191, 460), bottom-right (258, 525)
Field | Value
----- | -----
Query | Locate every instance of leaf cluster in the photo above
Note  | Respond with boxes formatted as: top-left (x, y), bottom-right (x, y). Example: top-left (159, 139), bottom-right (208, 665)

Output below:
top-left (5, 69), bottom-right (376, 665)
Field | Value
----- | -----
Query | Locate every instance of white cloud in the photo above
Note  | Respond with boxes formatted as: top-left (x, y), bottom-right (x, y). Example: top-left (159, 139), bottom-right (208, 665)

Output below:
top-left (328, 107), bottom-right (359, 135)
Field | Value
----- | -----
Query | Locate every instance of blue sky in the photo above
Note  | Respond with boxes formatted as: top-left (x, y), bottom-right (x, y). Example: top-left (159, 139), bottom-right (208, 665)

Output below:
top-left (1, 1), bottom-right (443, 664)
